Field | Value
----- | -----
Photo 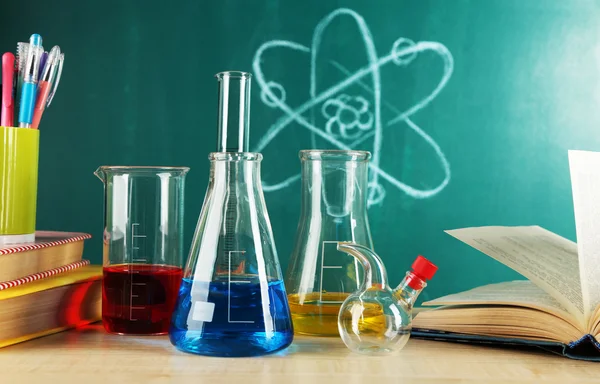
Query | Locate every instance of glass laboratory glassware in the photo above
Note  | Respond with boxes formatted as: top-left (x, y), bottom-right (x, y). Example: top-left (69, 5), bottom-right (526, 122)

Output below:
top-left (169, 71), bottom-right (293, 357)
top-left (95, 166), bottom-right (189, 335)
top-left (285, 150), bottom-right (373, 336)
top-left (336, 242), bottom-right (438, 355)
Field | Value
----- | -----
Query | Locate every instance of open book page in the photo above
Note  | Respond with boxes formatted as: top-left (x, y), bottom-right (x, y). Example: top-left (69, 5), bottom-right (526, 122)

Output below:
top-left (569, 150), bottom-right (600, 323)
top-left (445, 226), bottom-right (584, 324)
top-left (421, 280), bottom-right (582, 330)
top-left (589, 305), bottom-right (600, 337)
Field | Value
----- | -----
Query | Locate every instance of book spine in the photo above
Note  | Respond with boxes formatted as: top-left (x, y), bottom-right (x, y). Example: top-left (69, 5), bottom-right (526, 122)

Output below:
top-left (0, 260), bottom-right (91, 290)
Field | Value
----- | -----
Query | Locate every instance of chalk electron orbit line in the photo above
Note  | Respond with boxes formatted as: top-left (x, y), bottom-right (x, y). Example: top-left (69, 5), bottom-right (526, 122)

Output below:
top-left (251, 8), bottom-right (453, 204)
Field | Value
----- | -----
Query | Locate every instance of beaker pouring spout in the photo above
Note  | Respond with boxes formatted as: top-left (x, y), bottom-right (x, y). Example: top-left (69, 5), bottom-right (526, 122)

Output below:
top-left (94, 167), bottom-right (106, 183)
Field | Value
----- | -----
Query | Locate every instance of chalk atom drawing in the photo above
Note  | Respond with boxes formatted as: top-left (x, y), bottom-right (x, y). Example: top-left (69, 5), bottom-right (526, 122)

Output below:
top-left (252, 8), bottom-right (453, 206)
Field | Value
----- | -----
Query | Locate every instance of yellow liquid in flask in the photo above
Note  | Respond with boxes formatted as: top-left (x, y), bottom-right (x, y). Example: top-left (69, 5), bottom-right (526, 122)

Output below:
top-left (289, 292), bottom-right (407, 337)
top-left (287, 292), bottom-right (349, 336)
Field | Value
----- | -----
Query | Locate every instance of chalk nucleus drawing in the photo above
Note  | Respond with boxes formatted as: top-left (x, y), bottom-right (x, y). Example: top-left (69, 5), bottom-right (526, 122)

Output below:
top-left (252, 8), bottom-right (454, 206)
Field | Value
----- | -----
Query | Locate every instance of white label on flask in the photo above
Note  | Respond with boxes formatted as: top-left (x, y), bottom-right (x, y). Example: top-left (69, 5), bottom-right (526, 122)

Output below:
top-left (192, 301), bottom-right (215, 322)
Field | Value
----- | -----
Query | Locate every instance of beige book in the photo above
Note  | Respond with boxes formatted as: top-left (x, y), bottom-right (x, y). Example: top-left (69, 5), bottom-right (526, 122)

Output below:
top-left (0, 231), bottom-right (91, 282)
top-left (413, 225), bottom-right (594, 344)
top-left (414, 151), bottom-right (600, 356)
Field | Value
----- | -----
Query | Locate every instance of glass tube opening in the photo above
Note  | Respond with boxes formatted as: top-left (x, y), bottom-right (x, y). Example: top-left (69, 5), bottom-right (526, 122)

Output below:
top-left (215, 71), bottom-right (252, 153)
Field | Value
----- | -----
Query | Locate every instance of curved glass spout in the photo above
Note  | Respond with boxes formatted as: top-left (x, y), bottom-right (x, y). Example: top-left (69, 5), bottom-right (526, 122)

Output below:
top-left (336, 242), bottom-right (388, 290)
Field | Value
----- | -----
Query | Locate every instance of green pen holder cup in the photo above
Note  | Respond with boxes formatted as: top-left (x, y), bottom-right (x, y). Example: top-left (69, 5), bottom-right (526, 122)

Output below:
top-left (0, 126), bottom-right (39, 245)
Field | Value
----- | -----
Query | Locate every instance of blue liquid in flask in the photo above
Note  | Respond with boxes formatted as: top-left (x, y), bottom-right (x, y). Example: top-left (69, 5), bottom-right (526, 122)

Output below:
top-left (169, 278), bottom-right (294, 357)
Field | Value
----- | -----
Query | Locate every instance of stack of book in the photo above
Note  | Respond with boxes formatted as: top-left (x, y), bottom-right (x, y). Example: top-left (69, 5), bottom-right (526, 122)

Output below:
top-left (0, 231), bottom-right (101, 348)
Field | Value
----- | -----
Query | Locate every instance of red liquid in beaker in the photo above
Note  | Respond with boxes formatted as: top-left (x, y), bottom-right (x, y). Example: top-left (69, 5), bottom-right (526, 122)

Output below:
top-left (102, 264), bottom-right (183, 335)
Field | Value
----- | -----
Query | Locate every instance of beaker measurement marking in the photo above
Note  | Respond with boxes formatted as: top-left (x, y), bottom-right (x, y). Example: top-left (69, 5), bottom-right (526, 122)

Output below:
top-left (130, 223), bottom-right (146, 257)
top-left (128, 247), bottom-right (148, 321)
top-left (228, 250), bottom-right (254, 324)
top-left (129, 305), bottom-right (147, 321)
top-left (319, 241), bottom-right (348, 304)
top-left (131, 223), bottom-right (140, 233)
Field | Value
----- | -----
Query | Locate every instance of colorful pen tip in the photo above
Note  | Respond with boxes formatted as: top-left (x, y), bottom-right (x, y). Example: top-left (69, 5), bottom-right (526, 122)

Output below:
top-left (30, 34), bottom-right (42, 45)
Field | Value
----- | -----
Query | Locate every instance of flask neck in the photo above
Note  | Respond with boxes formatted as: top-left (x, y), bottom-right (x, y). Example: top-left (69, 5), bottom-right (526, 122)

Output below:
top-left (209, 153), bottom-right (262, 185)
top-left (300, 155), bottom-right (369, 217)
top-left (215, 71), bottom-right (251, 153)
top-left (393, 272), bottom-right (427, 311)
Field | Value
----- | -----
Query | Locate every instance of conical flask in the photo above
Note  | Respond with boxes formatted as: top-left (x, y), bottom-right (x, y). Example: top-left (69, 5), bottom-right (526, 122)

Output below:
top-left (169, 71), bottom-right (293, 357)
top-left (285, 150), bottom-right (374, 336)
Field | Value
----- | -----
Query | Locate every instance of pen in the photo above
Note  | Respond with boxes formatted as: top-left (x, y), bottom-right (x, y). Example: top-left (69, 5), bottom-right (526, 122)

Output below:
top-left (37, 51), bottom-right (48, 80)
top-left (15, 42), bottom-right (27, 125)
top-left (1, 53), bottom-right (15, 127)
top-left (18, 34), bottom-right (43, 128)
top-left (31, 46), bottom-right (60, 129)
top-left (46, 53), bottom-right (63, 107)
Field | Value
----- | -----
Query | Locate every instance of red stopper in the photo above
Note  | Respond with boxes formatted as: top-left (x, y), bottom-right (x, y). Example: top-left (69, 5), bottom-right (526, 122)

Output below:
top-left (405, 255), bottom-right (437, 289)
top-left (411, 255), bottom-right (437, 281)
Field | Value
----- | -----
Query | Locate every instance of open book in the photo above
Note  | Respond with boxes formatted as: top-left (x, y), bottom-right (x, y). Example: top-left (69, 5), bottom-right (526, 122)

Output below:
top-left (412, 150), bottom-right (600, 360)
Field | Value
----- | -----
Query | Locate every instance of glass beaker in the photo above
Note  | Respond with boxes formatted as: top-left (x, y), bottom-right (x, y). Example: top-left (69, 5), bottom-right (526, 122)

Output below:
top-left (285, 150), bottom-right (374, 336)
top-left (169, 71), bottom-right (293, 357)
top-left (95, 166), bottom-right (189, 335)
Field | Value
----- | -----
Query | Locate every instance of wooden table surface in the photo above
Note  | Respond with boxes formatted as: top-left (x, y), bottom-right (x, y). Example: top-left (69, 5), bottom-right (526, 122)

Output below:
top-left (1, 325), bottom-right (599, 383)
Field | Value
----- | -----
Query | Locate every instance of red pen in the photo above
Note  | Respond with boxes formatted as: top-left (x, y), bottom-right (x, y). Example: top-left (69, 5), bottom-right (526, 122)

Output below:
top-left (1, 53), bottom-right (15, 127)
top-left (32, 46), bottom-right (61, 129)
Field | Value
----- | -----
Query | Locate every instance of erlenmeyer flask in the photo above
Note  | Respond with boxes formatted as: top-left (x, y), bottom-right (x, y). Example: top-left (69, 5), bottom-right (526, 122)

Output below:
top-left (285, 150), bottom-right (374, 336)
top-left (169, 71), bottom-right (293, 357)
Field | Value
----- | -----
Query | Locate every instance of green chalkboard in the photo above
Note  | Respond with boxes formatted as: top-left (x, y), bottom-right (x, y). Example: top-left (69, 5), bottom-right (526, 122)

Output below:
top-left (1, 0), bottom-right (598, 302)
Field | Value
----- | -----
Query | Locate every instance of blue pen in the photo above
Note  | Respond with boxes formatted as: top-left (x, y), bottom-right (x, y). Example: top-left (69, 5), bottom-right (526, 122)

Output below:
top-left (18, 34), bottom-right (43, 128)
